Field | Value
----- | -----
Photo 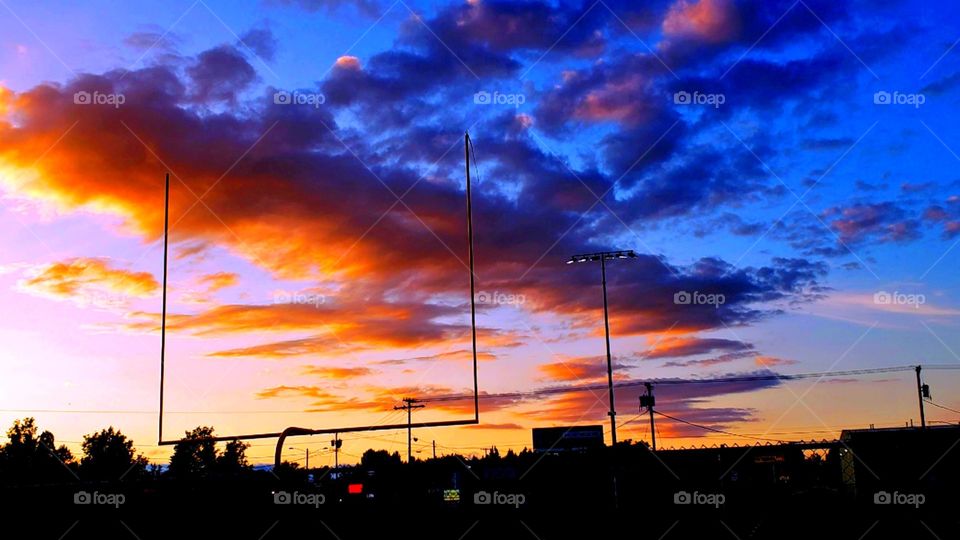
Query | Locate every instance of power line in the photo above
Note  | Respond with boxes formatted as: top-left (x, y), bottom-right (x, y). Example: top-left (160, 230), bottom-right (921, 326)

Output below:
top-left (0, 409), bottom-right (339, 414)
top-left (2, 366), bottom-right (939, 419)
top-left (926, 400), bottom-right (960, 415)
top-left (653, 410), bottom-right (796, 444)
top-left (418, 365), bottom-right (920, 404)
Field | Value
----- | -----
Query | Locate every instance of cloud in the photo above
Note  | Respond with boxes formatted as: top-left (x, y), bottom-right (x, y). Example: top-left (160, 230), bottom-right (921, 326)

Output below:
top-left (661, 350), bottom-right (754, 368)
top-left (301, 366), bottom-right (375, 379)
top-left (197, 271), bottom-right (239, 292)
top-left (255, 384), bottom-right (379, 412)
top-left (538, 355), bottom-right (630, 383)
top-left (17, 257), bottom-right (158, 307)
top-left (275, 0), bottom-right (383, 18)
top-left (464, 422), bottom-right (523, 430)
top-left (820, 292), bottom-right (960, 317)
top-left (239, 28), bottom-right (278, 61)
top-left (823, 202), bottom-right (922, 245)
top-left (187, 45), bottom-right (258, 104)
top-left (523, 372), bottom-right (778, 432)
top-left (130, 300), bottom-right (468, 346)
top-left (0, 6), bottom-right (899, 432)
top-left (643, 336), bottom-right (753, 359)
top-left (375, 349), bottom-right (499, 365)
top-left (123, 31), bottom-right (181, 54)
top-left (755, 355), bottom-right (798, 367)
top-left (662, 0), bottom-right (740, 44)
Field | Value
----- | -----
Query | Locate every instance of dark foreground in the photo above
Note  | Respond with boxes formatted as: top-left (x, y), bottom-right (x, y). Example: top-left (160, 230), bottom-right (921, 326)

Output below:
top-left (6, 428), bottom-right (960, 539)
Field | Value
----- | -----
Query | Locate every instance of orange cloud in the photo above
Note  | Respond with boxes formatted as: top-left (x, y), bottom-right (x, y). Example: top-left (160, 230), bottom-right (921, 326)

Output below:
top-left (537, 355), bottom-right (621, 383)
top-left (643, 336), bottom-right (752, 359)
top-left (17, 257), bottom-right (158, 306)
top-left (464, 422), bottom-right (523, 430)
top-left (255, 385), bottom-right (382, 412)
top-left (755, 355), bottom-right (798, 367)
top-left (118, 300), bottom-right (467, 347)
top-left (663, 0), bottom-right (739, 44)
top-left (0, 86), bottom-right (12, 115)
top-left (302, 365), bottom-right (374, 379)
top-left (375, 349), bottom-right (498, 365)
top-left (334, 55), bottom-right (362, 71)
top-left (197, 271), bottom-right (239, 292)
top-left (574, 73), bottom-right (653, 125)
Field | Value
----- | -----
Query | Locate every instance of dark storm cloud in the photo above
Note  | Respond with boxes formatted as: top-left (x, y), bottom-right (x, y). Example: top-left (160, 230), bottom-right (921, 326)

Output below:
top-left (187, 45), bottom-right (259, 104)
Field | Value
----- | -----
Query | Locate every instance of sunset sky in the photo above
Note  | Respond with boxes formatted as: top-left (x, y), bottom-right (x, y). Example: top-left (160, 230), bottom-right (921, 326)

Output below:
top-left (2, 0), bottom-right (960, 466)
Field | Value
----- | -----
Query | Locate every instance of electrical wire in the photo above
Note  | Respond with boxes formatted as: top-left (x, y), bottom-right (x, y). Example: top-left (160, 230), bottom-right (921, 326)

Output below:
top-left (653, 410), bottom-right (796, 444)
top-left (1, 365), bottom-right (934, 416)
top-left (925, 400), bottom-right (960, 415)
top-left (418, 365), bottom-right (919, 404)
top-left (605, 413), bottom-right (643, 434)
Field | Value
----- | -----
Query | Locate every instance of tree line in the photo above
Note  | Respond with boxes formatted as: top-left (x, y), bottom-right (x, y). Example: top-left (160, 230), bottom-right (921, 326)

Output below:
top-left (0, 417), bottom-right (252, 485)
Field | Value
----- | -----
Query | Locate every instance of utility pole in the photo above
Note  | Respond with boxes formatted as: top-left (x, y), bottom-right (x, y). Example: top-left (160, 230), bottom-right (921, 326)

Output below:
top-left (394, 398), bottom-right (425, 462)
top-left (916, 365), bottom-right (926, 429)
top-left (331, 434), bottom-right (341, 469)
top-left (433, 440), bottom-right (437, 459)
top-left (640, 383), bottom-right (656, 451)
top-left (288, 446), bottom-right (309, 469)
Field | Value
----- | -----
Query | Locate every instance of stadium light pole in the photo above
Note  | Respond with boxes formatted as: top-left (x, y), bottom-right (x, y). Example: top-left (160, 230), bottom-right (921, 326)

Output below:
top-left (567, 250), bottom-right (637, 445)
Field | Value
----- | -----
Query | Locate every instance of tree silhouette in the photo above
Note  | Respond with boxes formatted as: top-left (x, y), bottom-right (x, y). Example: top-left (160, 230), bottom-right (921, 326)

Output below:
top-left (360, 448), bottom-right (402, 470)
top-left (0, 417), bottom-right (75, 484)
top-left (80, 427), bottom-right (149, 481)
top-left (168, 426), bottom-right (218, 477)
top-left (216, 439), bottom-right (250, 472)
